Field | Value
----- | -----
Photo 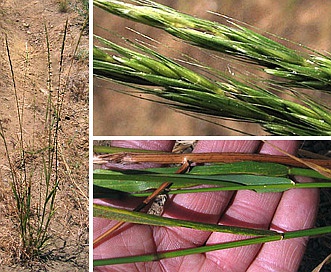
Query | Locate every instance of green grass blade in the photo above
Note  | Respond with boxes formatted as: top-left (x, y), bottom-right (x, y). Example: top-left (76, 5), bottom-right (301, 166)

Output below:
top-left (94, 204), bottom-right (278, 236)
top-left (93, 223), bottom-right (331, 267)
top-left (94, 168), bottom-right (295, 193)
top-left (94, 160), bottom-right (331, 197)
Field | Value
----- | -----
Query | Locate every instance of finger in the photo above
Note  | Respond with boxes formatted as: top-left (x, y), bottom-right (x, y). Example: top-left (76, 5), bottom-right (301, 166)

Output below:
top-left (205, 140), bottom-right (300, 271)
top-left (155, 140), bottom-right (260, 268)
top-left (93, 219), bottom-right (156, 272)
top-left (94, 139), bottom-right (175, 211)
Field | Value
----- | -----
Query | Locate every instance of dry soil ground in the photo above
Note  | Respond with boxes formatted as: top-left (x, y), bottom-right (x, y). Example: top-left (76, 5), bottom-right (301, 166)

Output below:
top-left (0, 0), bottom-right (89, 271)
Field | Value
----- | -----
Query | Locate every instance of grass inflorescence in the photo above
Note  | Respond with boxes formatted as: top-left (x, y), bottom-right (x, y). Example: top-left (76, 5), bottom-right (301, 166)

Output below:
top-left (94, 0), bottom-right (331, 135)
top-left (94, 0), bottom-right (331, 91)
top-left (94, 34), bottom-right (331, 135)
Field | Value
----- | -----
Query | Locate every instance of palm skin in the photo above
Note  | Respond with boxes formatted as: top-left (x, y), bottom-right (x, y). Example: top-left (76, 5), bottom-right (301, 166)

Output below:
top-left (94, 140), bottom-right (319, 272)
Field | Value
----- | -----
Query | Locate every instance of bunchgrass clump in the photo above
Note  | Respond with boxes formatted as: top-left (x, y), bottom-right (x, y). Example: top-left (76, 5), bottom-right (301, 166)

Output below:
top-left (0, 21), bottom-right (67, 261)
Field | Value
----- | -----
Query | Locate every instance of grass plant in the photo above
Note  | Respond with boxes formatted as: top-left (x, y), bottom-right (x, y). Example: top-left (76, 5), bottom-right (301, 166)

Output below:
top-left (0, 20), bottom-right (79, 261)
top-left (93, 0), bottom-right (331, 135)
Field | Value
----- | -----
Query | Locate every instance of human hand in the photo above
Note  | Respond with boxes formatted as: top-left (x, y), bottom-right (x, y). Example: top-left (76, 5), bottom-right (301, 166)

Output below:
top-left (93, 140), bottom-right (319, 271)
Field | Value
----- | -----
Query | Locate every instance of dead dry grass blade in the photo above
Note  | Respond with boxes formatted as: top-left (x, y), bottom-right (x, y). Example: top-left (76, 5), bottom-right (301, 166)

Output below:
top-left (312, 253), bottom-right (331, 272)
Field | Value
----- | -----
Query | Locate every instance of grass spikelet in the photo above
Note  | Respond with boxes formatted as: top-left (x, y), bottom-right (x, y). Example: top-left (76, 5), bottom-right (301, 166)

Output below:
top-left (94, 33), bottom-right (331, 135)
top-left (94, 0), bottom-right (331, 90)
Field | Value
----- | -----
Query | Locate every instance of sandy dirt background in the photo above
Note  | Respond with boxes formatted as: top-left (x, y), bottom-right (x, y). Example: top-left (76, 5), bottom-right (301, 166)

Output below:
top-left (0, 0), bottom-right (89, 271)
top-left (94, 0), bottom-right (331, 136)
